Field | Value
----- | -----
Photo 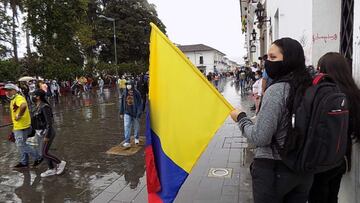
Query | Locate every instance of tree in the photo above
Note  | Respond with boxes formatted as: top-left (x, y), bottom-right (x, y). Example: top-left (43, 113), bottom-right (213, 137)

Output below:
top-left (0, 60), bottom-right (22, 81)
top-left (24, 0), bottom-right (90, 78)
top-left (0, 4), bottom-right (12, 58)
top-left (96, 0), bottom-right (166, 65)
top-left (3, 0), bottom-right (24, 62)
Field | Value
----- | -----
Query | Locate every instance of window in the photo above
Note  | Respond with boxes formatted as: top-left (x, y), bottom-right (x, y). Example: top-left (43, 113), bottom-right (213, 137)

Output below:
top-left (199, 56), bottom-right (204, 64)
top-left (340, 0), bottom-right (354, 63)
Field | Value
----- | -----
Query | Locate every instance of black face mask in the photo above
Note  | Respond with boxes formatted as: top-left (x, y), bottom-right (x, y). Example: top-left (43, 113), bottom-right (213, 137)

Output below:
top-left (264, 60), bottom-right (291, 79)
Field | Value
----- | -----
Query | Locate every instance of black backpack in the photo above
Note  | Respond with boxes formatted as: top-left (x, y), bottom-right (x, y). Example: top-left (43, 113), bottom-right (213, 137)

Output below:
top-left (277, 74), bottom-right (349, 173)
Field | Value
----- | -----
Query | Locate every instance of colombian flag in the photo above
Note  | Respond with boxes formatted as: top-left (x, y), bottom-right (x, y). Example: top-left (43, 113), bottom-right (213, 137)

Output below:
top-left (145, 23), bottom-right (233, 203)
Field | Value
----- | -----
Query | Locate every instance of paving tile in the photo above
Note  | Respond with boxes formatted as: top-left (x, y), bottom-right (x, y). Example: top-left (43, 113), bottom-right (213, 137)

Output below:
top-left (104, 179), bottom-right (128, 193)
top-left (193, 178), bottom-right (224, 201)
top-left (193, 200), bottom-right (221, 203)
top-left (133, 185), bottom-right (147, 203)
top-left (112, 177), bottom-right (145, 202)
top-left (222, 185), bottom-right (239, 196)
top-left (223, 174), bottom-right (240, 186)
top-left (183, 175), bottom-right (202, 187)
top-left (176, 188), bottom-right (197, 203)
top-left (220, 195), bottom-right (239, 203)
top-left (239, 191), bottom-right (253, 203)
top-left (91, 191), bottom-right (117, 203)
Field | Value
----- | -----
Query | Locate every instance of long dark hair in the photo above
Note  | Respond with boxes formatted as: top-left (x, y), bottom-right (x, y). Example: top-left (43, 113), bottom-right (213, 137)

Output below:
top-left (34, 89), bottom-right (50, 105)
top-left (272, 38), bottom-right (313, 116)
top-left (318, 52), bottom-right (360, 141)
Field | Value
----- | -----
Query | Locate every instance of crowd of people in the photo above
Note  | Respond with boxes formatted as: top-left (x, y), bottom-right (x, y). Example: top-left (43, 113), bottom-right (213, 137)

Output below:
top-left (1, 72), bottom-right (149, 178)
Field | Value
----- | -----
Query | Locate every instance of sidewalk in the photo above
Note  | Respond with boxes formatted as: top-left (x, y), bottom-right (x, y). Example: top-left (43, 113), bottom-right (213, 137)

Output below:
top-left (91, 81), bottom-right (255, 203)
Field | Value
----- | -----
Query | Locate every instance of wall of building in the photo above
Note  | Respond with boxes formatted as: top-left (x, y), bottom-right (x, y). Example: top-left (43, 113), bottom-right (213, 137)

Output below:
top-left (265, 0), bottom-right (313, 64)
top-left (264, 0), bottom-right (342, 66)
top-left (312, 0), bottom-right (341, 66)
top-left (182, 51), bottom-right (226, 74)
top-left (339, 0), bottom-right (360, 202)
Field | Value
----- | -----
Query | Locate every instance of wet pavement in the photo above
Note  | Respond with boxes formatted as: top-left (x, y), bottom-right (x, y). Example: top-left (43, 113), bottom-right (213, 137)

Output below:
top-left (0, 79), bottom-right (256, 203)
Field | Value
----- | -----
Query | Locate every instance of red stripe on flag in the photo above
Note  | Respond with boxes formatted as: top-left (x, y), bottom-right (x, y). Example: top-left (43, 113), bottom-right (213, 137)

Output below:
top-left (145, 146), bottom-right (161, 193)
top-left (148, 193), bottom-right (163, 203)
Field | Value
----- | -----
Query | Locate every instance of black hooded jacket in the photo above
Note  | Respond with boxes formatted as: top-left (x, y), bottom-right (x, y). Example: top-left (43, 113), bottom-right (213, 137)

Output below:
top-left (31, 102), bottom-right (54, 138)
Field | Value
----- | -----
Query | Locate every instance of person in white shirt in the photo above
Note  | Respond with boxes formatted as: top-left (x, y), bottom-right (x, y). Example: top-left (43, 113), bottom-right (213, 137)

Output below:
top-left (252, 70), bottom-right (263, 114)
top-left (98, 77), bottom-right (104, 95)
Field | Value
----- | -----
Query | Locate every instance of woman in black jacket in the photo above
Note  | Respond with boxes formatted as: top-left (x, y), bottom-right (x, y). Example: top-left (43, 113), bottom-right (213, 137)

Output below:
top-left (308, 52), bottom-right (360, 203)
top-left (32, 89), bottom-right (66, 177)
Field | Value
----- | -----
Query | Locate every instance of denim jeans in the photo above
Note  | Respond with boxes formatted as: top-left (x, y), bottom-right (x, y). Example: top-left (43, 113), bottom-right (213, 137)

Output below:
top-left (124, 114), bottom-right (140, 143)
top-left (35, 130), bottom-right (45, 157)
top-left (99, 86), bottom-right (104, 94)
top-left (14, 127), bottom-right (41, 165)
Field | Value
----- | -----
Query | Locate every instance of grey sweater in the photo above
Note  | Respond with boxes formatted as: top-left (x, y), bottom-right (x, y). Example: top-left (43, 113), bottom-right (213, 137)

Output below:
top-left (238, 82), bottom-right (290, 160)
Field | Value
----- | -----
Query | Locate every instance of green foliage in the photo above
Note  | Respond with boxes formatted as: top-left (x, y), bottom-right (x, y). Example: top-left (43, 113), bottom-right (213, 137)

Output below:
top-left (24, 0), bottom-right (89, 79)
top-left (0, 4), bottom-right (12, 58)
top-left (0, 60), bottom-right (22, 81)
top-left (97, 0), bottom-right (166, 65)
top-left (0, 0), bottom-right (166, 80)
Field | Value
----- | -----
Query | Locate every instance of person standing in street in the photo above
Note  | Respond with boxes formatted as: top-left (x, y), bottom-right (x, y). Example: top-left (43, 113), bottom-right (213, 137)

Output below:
top-left (136, 74), bottom-right (148, 111)
top-left (50, 80), bottom-right (61, 103)
top-left (252, 70), bottom-right (263, 114)
top-left (230, 38), bottom-right (314, 203)
top-left (98, 77), bottom-right (104, 95)
top-left (308, 52), bottom-right (360, 203)
top-left (31, 89), bottom-right (66, 177)
top-left (118, 76), bottom-right (127, 98)
top-left (4, 83), bottom-right (42, 169)
top-left (119, 81), bottom-right (143, 148)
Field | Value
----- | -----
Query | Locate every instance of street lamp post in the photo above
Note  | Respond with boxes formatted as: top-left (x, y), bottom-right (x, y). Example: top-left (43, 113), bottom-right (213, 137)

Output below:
top-left (99, 15), bottom-right (118, 76)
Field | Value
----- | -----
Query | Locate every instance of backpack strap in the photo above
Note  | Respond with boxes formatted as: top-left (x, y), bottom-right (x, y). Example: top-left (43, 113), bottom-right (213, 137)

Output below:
top-left (313, 73), bottom-right (327, 85)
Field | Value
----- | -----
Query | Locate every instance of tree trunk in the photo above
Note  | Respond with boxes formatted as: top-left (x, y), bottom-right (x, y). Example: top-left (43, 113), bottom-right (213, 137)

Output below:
top-left (12, 11), bottom-right (18, 62)
top-left (25, 25), bottom-right (31, 55)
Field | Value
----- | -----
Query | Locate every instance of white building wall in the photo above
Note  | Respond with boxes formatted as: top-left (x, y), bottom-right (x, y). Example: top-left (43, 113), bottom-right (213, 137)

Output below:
top-left (312, 0), bottom-right (341, 66)
top-left (353, 0), bottom-right (360, 85)
top-left (339, 1), bottom-right (360, 202)
top-left (182, 51), bottom-right (219, 74)
top-left (266, 0), bottom-right (313, 65)
top-left (265, 0), bottom-right (341, 66)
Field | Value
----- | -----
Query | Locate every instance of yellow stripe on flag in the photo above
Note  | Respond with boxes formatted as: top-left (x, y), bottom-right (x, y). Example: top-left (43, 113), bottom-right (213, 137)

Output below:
top-left (149, 23), bottom-right (234, 173)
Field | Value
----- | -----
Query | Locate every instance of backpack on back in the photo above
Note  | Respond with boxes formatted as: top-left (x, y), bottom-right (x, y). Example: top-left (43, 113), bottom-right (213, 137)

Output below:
top-left (277, 74), bottom-right (349, 173)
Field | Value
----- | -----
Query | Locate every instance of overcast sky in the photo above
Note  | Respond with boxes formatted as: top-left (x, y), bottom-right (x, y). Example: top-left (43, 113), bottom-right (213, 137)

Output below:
top-left (148, 0), bottom-right (246, 64)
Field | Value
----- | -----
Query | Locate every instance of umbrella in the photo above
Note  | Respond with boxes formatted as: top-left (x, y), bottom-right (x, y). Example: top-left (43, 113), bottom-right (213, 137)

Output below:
top-left (18, 76), bottom-right (36, 82)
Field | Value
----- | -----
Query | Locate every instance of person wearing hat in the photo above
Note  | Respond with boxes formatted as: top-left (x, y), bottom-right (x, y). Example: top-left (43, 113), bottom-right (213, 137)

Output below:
top-left (4, 83), bottom-right (42, 168)
top-left (32, 89), bottom-right (66, 177)
top-left (119, 80), bottom-right (143, 148)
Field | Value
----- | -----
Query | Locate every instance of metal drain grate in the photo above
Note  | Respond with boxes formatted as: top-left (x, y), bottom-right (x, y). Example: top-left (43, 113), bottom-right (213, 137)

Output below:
top-left (208, 168), bottom-right (233, 178)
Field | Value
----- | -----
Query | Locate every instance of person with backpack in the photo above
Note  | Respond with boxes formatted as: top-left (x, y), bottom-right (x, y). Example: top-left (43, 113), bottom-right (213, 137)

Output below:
top-left (230, 38), bottom-right (314, 203)
top-left (308, 52), bottom-right (360, 203)
top-left (31, 89), bottom-right (66, 177)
